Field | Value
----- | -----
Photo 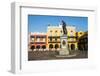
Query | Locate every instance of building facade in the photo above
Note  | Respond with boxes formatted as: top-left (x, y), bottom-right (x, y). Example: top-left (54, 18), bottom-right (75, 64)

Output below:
top-left (28, 32), bottom-right (48, 51)
top-left (28, 25), bottom-right (88, 51)
top-left (47, 24), bottom-right (78, 51)
top-left (78, 31), bottom-right (88, 51)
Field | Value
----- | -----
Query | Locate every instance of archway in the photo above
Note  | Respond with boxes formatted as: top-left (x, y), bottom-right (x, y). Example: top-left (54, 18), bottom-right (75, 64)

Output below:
top-left (49, 44), bottom-right (53, 50)
top-left (31, 46), bottom-right (35, 51)
top-left (42, 45), bottom-right (46, 51)
top-left (36, 45), bottom-right (40, 50)
top-left (55, 44), bottom-right (59, 50)
top-left (71, 44), bottom-right (75, 50)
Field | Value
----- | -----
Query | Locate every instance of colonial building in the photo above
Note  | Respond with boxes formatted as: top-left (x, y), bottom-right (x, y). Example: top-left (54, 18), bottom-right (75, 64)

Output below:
top-left (47, 24), bottom-right (78, 51)
top-left (77, 31), bottom-right (85, 38)
top-left (28, 24), bottom-right (87, 51)
top-left (78, 31), bottom-right (88, 51)
top-left (28, 32), bottom-right (48, 51)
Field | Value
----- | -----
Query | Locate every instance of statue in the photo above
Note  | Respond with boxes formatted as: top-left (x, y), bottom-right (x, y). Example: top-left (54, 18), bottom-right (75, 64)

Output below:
top-left (57, 20), bottom-right (69, 56)
top-left (62, 20), bottom-right (67, 35)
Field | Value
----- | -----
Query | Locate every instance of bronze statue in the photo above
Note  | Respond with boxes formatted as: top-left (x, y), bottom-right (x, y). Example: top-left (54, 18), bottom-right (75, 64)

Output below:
top-left (62, 20), bottom-right (67, 35)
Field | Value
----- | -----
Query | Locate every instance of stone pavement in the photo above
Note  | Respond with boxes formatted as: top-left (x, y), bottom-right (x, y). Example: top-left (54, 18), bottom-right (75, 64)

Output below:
top-left (28, 50), bottom-right (88, 61)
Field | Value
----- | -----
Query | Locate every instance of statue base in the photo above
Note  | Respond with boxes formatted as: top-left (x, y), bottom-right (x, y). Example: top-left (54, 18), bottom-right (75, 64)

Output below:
top-left (59, 35), bottom-right (69, 56)
top-left (59, 48), bottom-right (69, 55)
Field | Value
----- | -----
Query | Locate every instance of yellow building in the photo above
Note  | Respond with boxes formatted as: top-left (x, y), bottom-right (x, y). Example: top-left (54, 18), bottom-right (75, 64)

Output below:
top-left (78, 31), bottom-right (88, 51)
top-left (47, 25), bottom-right (61, 50)
top-left (47, 24), bottom-right (78, 51)
top-left (77, 31), bottom-right (85, 38)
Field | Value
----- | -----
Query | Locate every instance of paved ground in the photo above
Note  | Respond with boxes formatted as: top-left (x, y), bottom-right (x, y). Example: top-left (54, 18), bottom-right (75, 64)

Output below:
top-left (28, 50), bottom-right (88, 61)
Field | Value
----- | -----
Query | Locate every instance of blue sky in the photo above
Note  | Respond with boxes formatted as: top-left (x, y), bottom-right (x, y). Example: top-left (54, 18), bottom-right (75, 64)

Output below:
top-left (28, 15), bottom-right (88, 33)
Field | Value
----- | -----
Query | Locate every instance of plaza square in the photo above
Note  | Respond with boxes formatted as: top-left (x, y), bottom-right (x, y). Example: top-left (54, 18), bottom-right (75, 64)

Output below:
top-left (28, 15), bottom-right (88, 60)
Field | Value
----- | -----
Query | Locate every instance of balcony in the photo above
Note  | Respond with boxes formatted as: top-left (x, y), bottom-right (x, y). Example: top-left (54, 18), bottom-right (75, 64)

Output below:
top-left (48, 40), bottom-right (61, 43)
top-left (30, 42), bottom-right (46, 44)
top-left (48, 36), bottom-right (60, 38)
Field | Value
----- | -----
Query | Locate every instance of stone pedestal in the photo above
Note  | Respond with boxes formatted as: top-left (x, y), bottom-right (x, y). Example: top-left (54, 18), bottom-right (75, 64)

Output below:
top-left (59, 35), bottom-right (69, 55)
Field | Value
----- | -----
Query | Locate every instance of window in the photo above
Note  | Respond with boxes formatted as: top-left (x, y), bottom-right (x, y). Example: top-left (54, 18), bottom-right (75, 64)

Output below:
top-left (40, 38), bottom-right (43, 41)
top-left (35, 38), bottom-right (37, 41)
top-left (50, 30), bottom-right (52, 32)
top-left (80, 32), bottom-right (82, 34)
top-left (70, 31), bottom-right (74, 36)
top-left (70, 38), bottom-right (74, 41)
top-left (60, 30), bottom-right (63, 36)
top-left (55, 30), bottom-right (57, 33)
top-left (50, 37), bottom-right (52, 42)
top-left (71, 30), bottom-right (73, 32)
top-left (55, 38), bottom-right (57, 41)
top-left (55, 30), bottom-right (57, 36)
top-left (31, 38), bottom-right (34, 42)
top-left (50, 30), bottom-right (52, 36)
top-left (36, 38), bottom-right (40, 42)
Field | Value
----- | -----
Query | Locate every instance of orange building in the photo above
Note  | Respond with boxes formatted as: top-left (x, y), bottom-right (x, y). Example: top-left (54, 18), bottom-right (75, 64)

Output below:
top-left (28, 32), bottom-right (48, 51)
